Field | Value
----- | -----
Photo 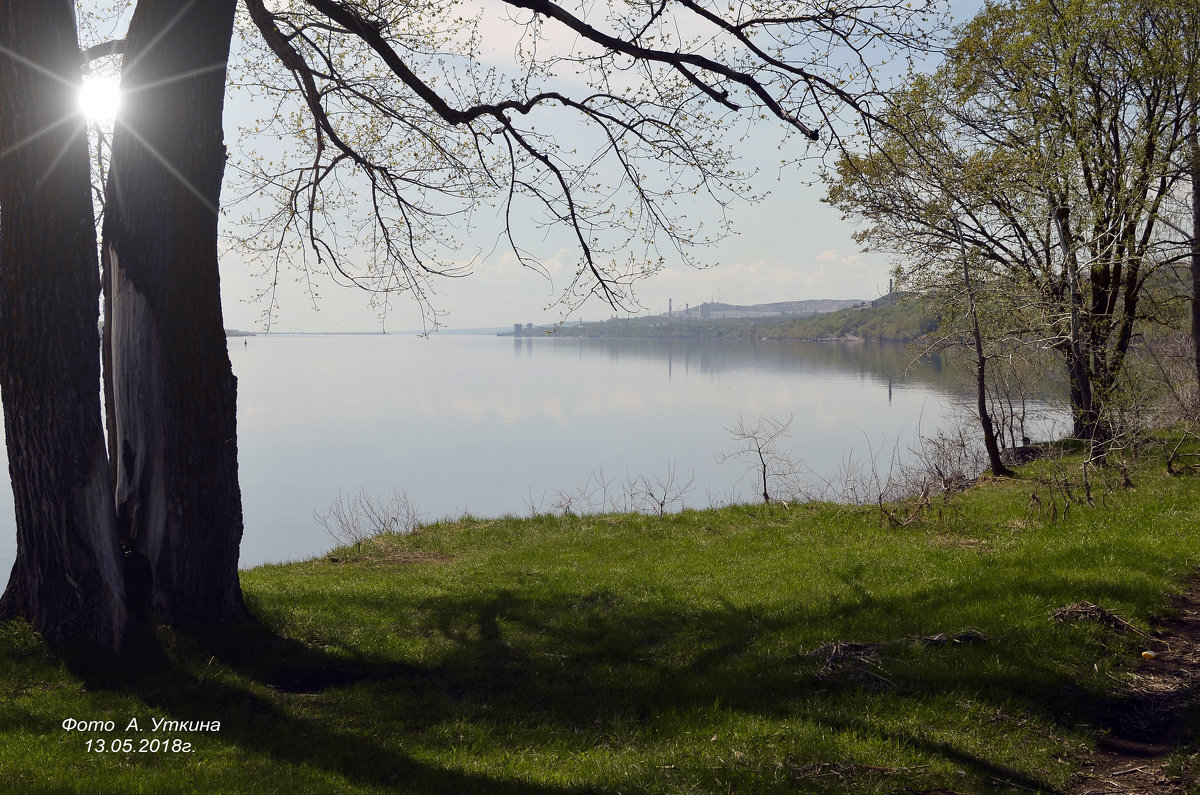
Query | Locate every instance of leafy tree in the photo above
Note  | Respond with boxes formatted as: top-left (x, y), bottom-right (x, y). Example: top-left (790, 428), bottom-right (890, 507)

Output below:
top-left (826, 0), bottom-right (1200, 456)
top-left (0, 0), bottom-right (942, 650)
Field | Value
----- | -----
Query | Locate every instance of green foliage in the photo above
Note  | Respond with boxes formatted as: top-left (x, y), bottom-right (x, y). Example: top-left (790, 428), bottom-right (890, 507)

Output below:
top-left (761, 295), bottom-right (939, 342)
top-left (4, 448), bottom-right (1200, 792)
top-left (825, 0), bottom-right (1200, 440)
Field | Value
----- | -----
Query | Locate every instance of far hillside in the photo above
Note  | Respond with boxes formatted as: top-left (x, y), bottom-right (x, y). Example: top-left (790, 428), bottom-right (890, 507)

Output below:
top-left (530, 294), bottom-right (937, 342)
top-left (666, 298), bottom-right (866, 320)
top-left (759, 293), bottom-right (938, 342)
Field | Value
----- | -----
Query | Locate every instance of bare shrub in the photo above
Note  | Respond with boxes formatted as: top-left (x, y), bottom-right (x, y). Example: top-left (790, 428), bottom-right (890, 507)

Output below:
top-left (548, 467), bottom-right (619, 516)
top-left (814, 426), bottom-right (986, 527)
top-left (983, 343), bottom-right (1062, 451)
top-left (906, 424), bottom-right (987, 498)
top-left (1138, 334), bottom-right (1200, 474)
top-left (624, 462), bottom-right (696, 518)
top-left (524, 488), bottom-right (548, 517)
top-left (1142, 333), bottom-right (1200, 420)
top-left (531, 463), bottom-right (695, 518)
top-left (705, 485), bottom-right (740, 510)
top-left (803, 450), bottom-right (874, 505)
top-left (717, 413), bottom-right (805, 504)
top-left (316, 487), bottom-right (423, 550)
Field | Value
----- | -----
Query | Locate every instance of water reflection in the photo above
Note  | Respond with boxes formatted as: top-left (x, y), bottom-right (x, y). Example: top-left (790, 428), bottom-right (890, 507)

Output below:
top-left (514, 336), bottom-right (955, 392)
top-left (0, 334), bottom-right (1051, 573)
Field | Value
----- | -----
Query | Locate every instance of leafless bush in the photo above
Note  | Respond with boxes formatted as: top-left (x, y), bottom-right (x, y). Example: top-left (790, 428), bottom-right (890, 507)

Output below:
top-left (821, 426), bottom-right (984, 527)
top-left (528, 463), bottom-right (695, 518)
top-left (625, 462), bottom-right (696, 517)
top-left (906, 424), bottom-right (987, 498)
top-left (1142, 333), bottom-right (1200, 420)
top-left (524, 488), bottom-right (548, 517)
top-left (1065, 344), bottom-right (1189, 481)
top-left (546, 467), bottom-right (619, 516)
top-left (834, 421), bottom-right (1024, 527)
top-left (705, 485), bottom-right (740, 510)
top-left (802, 450), bottom-right (874, 505)
top-left (1023, 443), bottom-right (1103, 521)
top-left (1139, 334), bottom-right (1200, 474)
top-left (717, 413), bottom-right (806, 504)
top-left (316, 487), bottom-right (423, 550)
top-left (938, 343), bottom-right (1064, 455)
top-left (853, 435), bottom-right (928, 527)
top-left (984, 343), bottom-right (1062, 451)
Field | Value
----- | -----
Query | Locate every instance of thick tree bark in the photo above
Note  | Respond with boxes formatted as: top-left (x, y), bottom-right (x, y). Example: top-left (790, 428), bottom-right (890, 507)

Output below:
top-left (1191, 119), bottom-right (1200, 392)
top-left (0, 1), bottom-right (126, 648)
top-left (103, 0), bottom-right (246, 623)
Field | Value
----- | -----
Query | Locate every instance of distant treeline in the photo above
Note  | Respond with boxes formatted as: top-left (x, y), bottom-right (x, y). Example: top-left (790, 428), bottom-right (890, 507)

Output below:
top-left (543, 294), bottom-right (938, 341)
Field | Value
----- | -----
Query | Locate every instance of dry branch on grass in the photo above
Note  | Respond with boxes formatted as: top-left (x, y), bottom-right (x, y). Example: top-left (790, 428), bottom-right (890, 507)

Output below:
top-left (1051, 601), bottom-right (1151, 639)
top-left (791, 761), bottom-right (933, 783)
top-left (805, 630), bottom-right (989, 690)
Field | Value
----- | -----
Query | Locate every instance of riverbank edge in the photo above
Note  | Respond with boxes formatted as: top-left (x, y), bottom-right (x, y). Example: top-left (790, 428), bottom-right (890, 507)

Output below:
top-left (3, 438), bottom-right (1199, 792)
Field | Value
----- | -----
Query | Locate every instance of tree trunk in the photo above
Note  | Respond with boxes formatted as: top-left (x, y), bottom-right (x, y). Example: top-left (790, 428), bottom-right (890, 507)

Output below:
top-left (1191, 118), bottom-right (1200, 392)
top-left (0, 1), bottom-right (127, 649)
top-left (103, 0), bottom-right (245, 623)
top-left (1052, 205), bottom-right (1099, 446)
top-left (954, 222), bottom-right (1013, 478)
top-left (972, 330), bottom-right (1012, 478)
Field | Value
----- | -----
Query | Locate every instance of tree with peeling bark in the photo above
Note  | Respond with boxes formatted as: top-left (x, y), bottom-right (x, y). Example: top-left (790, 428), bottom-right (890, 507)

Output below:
top-left (101, 0), bottom-right (246, 625)
top-left (1, 0), bottom-right (942, 650)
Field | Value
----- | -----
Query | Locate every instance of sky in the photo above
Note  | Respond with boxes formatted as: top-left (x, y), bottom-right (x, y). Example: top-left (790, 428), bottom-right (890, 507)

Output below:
top-left (86, 0), bottom-right (982, 333)
top-left (216, 134), bottom-right (887, 333)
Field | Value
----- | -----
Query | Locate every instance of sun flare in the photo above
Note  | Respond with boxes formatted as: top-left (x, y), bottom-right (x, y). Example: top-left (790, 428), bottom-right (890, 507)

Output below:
top-left (79, 76), bottom-right (122, 123)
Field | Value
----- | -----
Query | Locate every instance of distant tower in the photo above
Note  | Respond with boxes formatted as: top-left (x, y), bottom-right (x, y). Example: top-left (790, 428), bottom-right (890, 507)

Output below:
top-left (669, 299), bottom-right (673, 318)
top-left (514, 323), bottom-right (522, 336)
top-left (889, 278), bottom-right (893, 296)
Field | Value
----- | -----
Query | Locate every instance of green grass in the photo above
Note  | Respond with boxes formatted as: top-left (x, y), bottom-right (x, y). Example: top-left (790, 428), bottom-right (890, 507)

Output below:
top-left (4, 448), bottom-right (1200, 792)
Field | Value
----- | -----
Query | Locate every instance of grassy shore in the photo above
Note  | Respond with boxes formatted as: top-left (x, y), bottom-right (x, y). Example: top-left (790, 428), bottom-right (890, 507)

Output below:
top-left (3, 447), bottom-right (1200, 793)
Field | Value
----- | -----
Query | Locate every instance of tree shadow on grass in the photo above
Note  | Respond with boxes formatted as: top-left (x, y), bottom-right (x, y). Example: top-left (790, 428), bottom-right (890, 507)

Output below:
top-left (403, 566), bottom-right (1194, 789)
top-left (246, 586), bottom-right (1086, 792)
top-left (70, 619), bottom-right (582, 794)
top-left (64, 556), bottom-right (1190, 794)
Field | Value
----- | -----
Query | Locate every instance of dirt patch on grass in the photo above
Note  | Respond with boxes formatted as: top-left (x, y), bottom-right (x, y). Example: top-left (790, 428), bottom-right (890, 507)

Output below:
top-left (1067, 585), bottom-right (1200, 794)
top-left (937, 535), bottom-right (990, 551)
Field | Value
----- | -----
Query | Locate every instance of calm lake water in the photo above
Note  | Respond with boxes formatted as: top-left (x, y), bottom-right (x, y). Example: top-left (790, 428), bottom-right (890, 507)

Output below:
top-left (0, 334), bottom-right (1049, 573)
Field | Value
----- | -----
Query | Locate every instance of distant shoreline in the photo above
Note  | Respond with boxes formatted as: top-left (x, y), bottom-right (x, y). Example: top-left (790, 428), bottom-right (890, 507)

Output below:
top-left (499, 295), bottom-right (935, 343)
